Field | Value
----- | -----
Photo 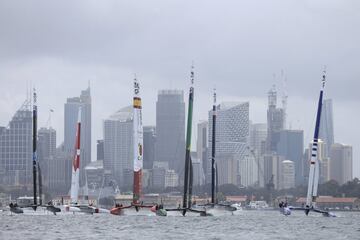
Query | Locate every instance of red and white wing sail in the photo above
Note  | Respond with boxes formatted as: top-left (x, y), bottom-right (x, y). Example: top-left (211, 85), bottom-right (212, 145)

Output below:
top-left (71, 107), bottom-right (81, 204)
top-left (133, 77), bottom-right (143, 204)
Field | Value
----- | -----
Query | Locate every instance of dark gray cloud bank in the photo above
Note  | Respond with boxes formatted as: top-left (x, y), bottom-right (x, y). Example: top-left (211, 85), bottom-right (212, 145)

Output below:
top-left (0, 0), bottom-right (359, 176)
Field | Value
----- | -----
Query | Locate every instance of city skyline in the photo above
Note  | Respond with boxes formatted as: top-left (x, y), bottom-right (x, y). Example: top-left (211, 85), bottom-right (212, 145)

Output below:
top-left (0, 82), bottom-right (358, 179)
top-left (0, 0), bottom-right (358, 178)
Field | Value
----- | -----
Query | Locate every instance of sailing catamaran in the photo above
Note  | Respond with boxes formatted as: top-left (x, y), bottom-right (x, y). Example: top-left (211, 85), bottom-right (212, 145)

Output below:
top-left (62, 107), bottom-right (108, 214)
top-left (110, 76), bottom-right (157, 216)
top-left (165, 65), bottom-right (208, 217)
top-left (279, 71), bottom-right (335, 217)
top-left (194, 89), bottom-right (236, 215)
top-left (303, 71), bottom-right (335, 217)
top-left (9, 89), bottom-right (60, 215)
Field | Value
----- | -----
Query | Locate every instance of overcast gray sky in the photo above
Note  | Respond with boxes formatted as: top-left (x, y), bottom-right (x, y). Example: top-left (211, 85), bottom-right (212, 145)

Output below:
top-left (0, 0), bottom-right (359, 177)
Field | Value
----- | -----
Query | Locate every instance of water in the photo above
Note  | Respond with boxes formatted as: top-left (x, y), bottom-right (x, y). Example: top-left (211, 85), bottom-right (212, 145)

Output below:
top-left (1, 210), bottom-right (359, 240)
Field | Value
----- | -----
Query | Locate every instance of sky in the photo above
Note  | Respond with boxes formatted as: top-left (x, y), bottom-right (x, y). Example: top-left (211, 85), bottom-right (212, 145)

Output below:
top-left (0, 0), bottom-right (359, 177)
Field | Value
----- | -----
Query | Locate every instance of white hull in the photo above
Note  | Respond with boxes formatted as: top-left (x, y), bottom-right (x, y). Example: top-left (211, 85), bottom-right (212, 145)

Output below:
top-left (122, 208), bottom-right (154, 216)
top-left (22, 206), bottom-right (53, 215)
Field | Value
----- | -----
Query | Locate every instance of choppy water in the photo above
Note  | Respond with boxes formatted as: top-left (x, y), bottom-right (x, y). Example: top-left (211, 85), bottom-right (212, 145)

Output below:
top-left (1, 210), bottom-right (359, 240)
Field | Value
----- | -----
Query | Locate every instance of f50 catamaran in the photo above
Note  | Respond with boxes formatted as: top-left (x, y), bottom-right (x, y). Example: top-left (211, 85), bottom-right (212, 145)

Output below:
top-left (304, 71), bottom-right (335, 217)
top-left (279, 71), bottom-right (335, 217)
top-left (63, 107), bottom-right (108, 214)
top-left (111, 76), bottom-right (157, 216)
top-left (165, 65), bottom-right (207, 217)
top-left (196, 89), bottom-right (236, 215)
top-left (10, 89), bottom-right (60, 215)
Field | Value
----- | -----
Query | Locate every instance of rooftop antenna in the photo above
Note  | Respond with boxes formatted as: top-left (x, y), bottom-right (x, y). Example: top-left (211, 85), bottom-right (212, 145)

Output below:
top-left (213, 87), bottom-right (217, 105)
top-left (281, 69), bottom-right (288, 129)
top-left (322, 65), bottom-right (327, 88)
top-left (26, 81), bottom-right (29, 103)
top-left (190, 61), bottom-right (194, 86)
top-left (45, 109), bottom-right (54, 128)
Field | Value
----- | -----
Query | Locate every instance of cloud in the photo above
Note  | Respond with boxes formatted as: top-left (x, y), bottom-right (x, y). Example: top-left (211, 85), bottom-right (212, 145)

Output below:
top-left (0, 0), bottom-right (359, 176)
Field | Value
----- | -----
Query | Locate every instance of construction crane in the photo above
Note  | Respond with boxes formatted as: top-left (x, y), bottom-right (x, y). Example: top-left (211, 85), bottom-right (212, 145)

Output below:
top-left (281, 69), bottom-right (288, 129)
top-left (246, 146), bottom-right (264, 187)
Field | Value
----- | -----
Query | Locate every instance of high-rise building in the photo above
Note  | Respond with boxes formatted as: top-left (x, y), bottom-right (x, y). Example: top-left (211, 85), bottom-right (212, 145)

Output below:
top-left (0, 99), bottom-right (32, 186)
top-left (217, 154), bottom-right (239, 186)
top-left (329, 143), bottom-right (353, 185)
top-left (249, 123), bottom-right (267, 187)
top-left (191, 152), bottom-right (205, 186)
top-left (263, 153), bottom-right (284, 190)
top-left (250, 123), bottom-right (267, 156)
top-left (155, 90), bottom-right (185, 174)
top-left (97, 140), bottom-right (104, 161)
top-left (276, 130), bottom-right (304, 186)
top-left (305, 140), bottom-right (329, 184)
top-left (280, 160), bottom-right (295, 189)
top-left (64, 86), bottom-right (91, 187)
top-left (208, 102), bottom-right (249, 186)
top-left (319, 99), bottom-right (334, 156)
top-left (50, 143), bottom-right (68, 193)
top-left (197, 121), bottom-right (208, 183)
top-left (143, 126), bottom-right (156, 170)
top-left (38, 127), bottom-right (56, 188)
top-left (84, 160), bottom-right (104, 190)
top-left (103, 106), bottom-right (133, 187)
top-left (141, 169), bottom-right (152, 188)
top-left (239, 153), bottom-right (258, 187)
top-left (165, 170), bottom-right (179, 188)
top-left (267, 86), bottom-right (284, 153)
top-left (152, 162), bottom-right (168, 189)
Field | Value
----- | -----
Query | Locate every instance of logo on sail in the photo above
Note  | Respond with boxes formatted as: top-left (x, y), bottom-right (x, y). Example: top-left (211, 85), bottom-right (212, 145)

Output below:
top-left (138, 143), bottom-right (143, 160)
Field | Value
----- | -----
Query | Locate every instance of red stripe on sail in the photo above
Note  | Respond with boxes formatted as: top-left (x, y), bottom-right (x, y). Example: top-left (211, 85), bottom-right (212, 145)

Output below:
top-left (73, 122), bottom-right (81, 171)
top-left (73, 155), bottom-right (80, 171)
top-left (133, 170), bottom-right (142, 204)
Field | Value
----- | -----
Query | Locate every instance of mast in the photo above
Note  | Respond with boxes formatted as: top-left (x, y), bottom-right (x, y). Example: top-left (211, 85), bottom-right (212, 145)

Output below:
top-left (32, 89), bottom-right (38, 209)
top-left (132, 75), bottom-right (143, 205)
top-left (215, 163), bottom-right (218, 204)
top-left (38, 164), bottom-right (43, 206)
top-left (70, 107), bottom-right (81, 204)
top-left (305, 71), bottom-right (326, 210)
top-left (211, 88), bottom-right (216, 204)
top-left (182, 64), bottom-right (195, 215)
top-left (188, 157), bottom-right (193, 208)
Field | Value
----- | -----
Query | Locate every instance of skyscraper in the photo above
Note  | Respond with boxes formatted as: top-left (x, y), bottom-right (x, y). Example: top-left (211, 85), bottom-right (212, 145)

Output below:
top-left (196, 121), bottom-right (208, 183)
top-left (191, 152), bottom-right (205, 186)
top-left (50, 143), bottom-right (68, 193)
top-left (239, 153), bottom-right (258, 187)
top-left (37, 127), bottom-right (56, 188)
top-left (305, 140), bottom-right (329, 184)
top-left (263, 154), bottom-right (284, 190)
top-left (267, 86), bottom-right (284, 153)
top-left (329, 143), bottom-right (353, 185)
top-left (143, 126), bottom-right (156, 170)
top-left (280, 160), bottom-right (295, 189)
top-left (249, 123), bottom-right (267, 187)
top-left (155, 90), bottom-right (185, 174)
top-left (319, 99), bottom-right (334, 156)
top-left (0, 99), bottom-right (32, 186)
top-left (103, 106), bottom-right (133, 187)
top-left (208, 102), bottom-right (249, 186)
top-left (96, 140), bottom-right (104, 161)
top-left (276, 129), bottom-right (304, 186)
top-left (64, 86), bottom-right (91, 187)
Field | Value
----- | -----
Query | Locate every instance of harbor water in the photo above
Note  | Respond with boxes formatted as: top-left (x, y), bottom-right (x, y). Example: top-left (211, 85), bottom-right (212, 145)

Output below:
top-left (1, 210), bottom-right (359, 239)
